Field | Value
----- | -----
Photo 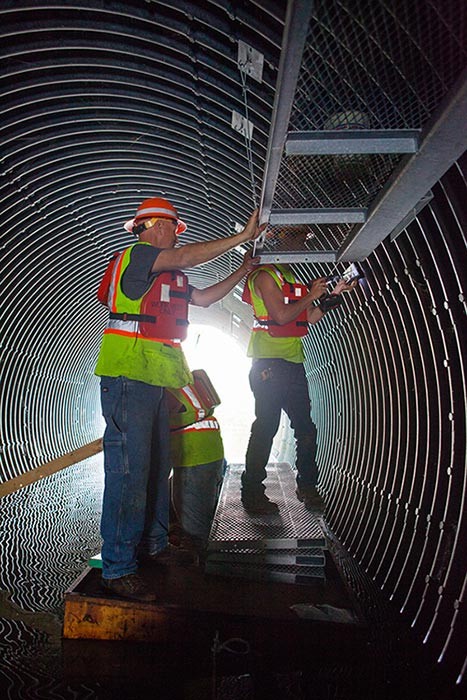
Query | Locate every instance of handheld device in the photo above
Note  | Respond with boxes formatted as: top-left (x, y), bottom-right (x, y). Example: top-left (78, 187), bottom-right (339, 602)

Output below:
top-left (326, 262), bottom-right (363, 287)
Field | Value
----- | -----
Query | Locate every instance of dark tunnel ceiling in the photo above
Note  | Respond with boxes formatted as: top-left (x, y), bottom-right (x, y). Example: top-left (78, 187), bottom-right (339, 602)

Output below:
top-left (2, 0), bottom-right (466, 279)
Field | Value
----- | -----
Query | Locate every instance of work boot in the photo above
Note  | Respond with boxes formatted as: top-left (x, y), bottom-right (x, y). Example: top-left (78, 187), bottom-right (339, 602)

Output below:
top-left (296, 487), bottom-right (325, 513)
top-left (101, 573), bottom-right (157, 602)
top-left (174, 537), bottom-right (201, 567)
top-left (241, 492), bottom-right (279, 514)
top-left (169, 522), bottom-right (183, 547)
top-left (138, 543), bottom-right (176, 565)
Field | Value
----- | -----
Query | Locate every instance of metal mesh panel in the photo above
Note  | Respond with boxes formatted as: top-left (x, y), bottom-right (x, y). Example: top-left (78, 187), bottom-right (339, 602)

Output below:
top-left (205, 561), bottom-right (326, 584)
top-left (208, 547), bottom-right (326, 566)
top-left (260, 223), bottom-right (352, 256)
top-left (293, 0), bottom-right (467, 132)
top-left (207, 464), bottom-right (327, 582)
top-left (268, 0), bottom-right (467, 254)
top-left (208, 464), bottom-right (326, 548)
top-left (276, 153), bottom-right (402, 210)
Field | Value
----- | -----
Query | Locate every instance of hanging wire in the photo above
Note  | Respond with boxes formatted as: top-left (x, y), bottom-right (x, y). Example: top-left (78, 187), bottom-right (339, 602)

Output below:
top-left (238, 62), bottom-right (259, 209)
top-left (211, 630), bottom-right (251, 700)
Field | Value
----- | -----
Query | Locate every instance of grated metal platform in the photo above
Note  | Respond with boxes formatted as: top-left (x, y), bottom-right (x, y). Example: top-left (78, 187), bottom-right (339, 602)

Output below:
top-left (206, 561), bottom-right (326, 584)
top-left (207, 547), bottom-right (325, 566)
top-left (206, 464), bottom-right (327, 583)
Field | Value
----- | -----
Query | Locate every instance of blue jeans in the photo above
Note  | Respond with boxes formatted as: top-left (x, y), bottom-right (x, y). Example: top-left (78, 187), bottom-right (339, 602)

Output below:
top-left (100, 376), bottom-right (170, 579)
top-left (171, 460), bottom-right (224, 549)
top-left (243, 359), bottom-right (318, 495)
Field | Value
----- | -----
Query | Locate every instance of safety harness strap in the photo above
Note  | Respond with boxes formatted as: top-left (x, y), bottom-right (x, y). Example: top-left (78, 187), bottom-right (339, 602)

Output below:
top-left (109, 312), bottom-right (189, 326)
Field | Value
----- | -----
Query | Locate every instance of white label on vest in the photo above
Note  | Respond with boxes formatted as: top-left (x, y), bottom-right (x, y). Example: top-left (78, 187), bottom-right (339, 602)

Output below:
top-left (160, 283), bottom-right (171, 302)
top-left (176, 275), bottom-right (184, 287)
top-left (295, 288), bottom-right (302, 297)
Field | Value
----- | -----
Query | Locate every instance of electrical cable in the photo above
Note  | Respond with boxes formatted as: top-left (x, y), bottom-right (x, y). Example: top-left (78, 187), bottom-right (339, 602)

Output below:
top-left (211, 630), bottom-right (251, 699)
top-left (238, 61), bottom-right (259, 209)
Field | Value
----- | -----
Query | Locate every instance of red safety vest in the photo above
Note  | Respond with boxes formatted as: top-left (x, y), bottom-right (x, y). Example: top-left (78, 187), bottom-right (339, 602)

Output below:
top-left (167, 369), bottom-right (221, 430)
top-left (139, 270), bottom-right (190, 341)
top-left (97, 250), bottom-right (190, 341)
top-left (97, 252), bottom-right (120, 306)
top-left (242, 265), bottom-right (309, 337)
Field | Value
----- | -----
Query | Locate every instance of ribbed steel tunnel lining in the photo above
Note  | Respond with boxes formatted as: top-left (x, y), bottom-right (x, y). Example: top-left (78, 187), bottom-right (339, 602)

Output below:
top-left (0, 0), bottom-right (465, 691)
top-left (300, 160), bottom-right (466, 676)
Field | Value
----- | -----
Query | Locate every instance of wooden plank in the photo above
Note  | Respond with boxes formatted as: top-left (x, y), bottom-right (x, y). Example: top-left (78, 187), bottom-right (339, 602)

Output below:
top-left (0, 439), bottom-right (103, 497)
top-left (63, 556), bottom-right (363, 643)
top-left (63, 594), bottom-right (173, 641)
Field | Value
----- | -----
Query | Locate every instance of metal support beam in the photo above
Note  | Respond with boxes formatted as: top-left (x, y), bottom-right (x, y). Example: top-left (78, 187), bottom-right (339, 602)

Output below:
top-left (286, 130), bottom-right (420, 155)
top-left (257, 250), bottom-right (337, 264)
top-left (256, 0), bottom-right (314, 236)
top-left (270, 208), bottom-right (367, 224)
top-left (390, 191), bottom-right (433, 241)
top-left (338, 68), bottom-right (467, 262)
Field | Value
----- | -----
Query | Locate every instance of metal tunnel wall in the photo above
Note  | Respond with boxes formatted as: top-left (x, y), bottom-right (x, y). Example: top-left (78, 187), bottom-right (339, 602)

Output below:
top-left (299, 158), bottom-right (466, 684)
top-left (0, 0), bottom-right (283, 481)
top-left (0, 0), bottom-right (465, 693)
top-left (4, 135), bottom-right (465, 692)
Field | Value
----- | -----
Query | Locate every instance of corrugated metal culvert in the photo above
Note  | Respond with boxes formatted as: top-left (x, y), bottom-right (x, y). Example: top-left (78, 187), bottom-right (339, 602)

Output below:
top-left (0, 1), bottom-right (466, 697)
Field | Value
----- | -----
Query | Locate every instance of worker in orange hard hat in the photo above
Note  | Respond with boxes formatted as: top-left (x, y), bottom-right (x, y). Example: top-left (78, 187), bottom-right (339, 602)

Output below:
top-left (124, 197), bottom-right (188, 236)
top-left (95, 195), bottom-right (264, 602)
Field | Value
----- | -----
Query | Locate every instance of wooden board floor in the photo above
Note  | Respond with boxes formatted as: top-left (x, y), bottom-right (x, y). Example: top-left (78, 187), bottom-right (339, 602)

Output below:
top-left (64, 551), bottom-right (362, 636)
top-left (63, 553), bottom-right (369, 687)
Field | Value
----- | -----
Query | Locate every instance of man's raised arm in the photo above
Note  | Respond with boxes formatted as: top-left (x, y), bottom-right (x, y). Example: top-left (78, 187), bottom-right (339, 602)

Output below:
top-left (152, 210), bottom-right (263, 272)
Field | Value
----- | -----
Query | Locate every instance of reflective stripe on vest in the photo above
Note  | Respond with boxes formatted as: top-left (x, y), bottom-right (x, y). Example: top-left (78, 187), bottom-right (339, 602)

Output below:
top-left (108, 250), bottom-right (126, 312)
top-left (178, 385), bottom-right (206, 421)
top-left (104, 322), bottom-right (181, 347)
top-left (103, 248), bottom-right (189, 342)
top-left (252, 316), bottom-right (269, 331)
top-left (252, 315), bottom-right (308, 334)
top-left (171, 418), bottom-right (220, 434)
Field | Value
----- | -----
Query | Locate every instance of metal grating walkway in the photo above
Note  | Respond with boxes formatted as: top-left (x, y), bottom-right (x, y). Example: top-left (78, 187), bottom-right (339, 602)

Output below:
top-left (206, 463), bottom-right (327, 583)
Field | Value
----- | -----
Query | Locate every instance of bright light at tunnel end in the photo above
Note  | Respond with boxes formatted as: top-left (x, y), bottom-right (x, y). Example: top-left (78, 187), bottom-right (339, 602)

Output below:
top-left (182, 324), bottom-right (255, 463)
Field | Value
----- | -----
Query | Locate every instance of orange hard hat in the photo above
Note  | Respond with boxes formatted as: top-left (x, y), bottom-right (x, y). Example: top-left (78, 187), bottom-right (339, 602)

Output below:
top-left (124, 197), bottom-right (187, 234)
